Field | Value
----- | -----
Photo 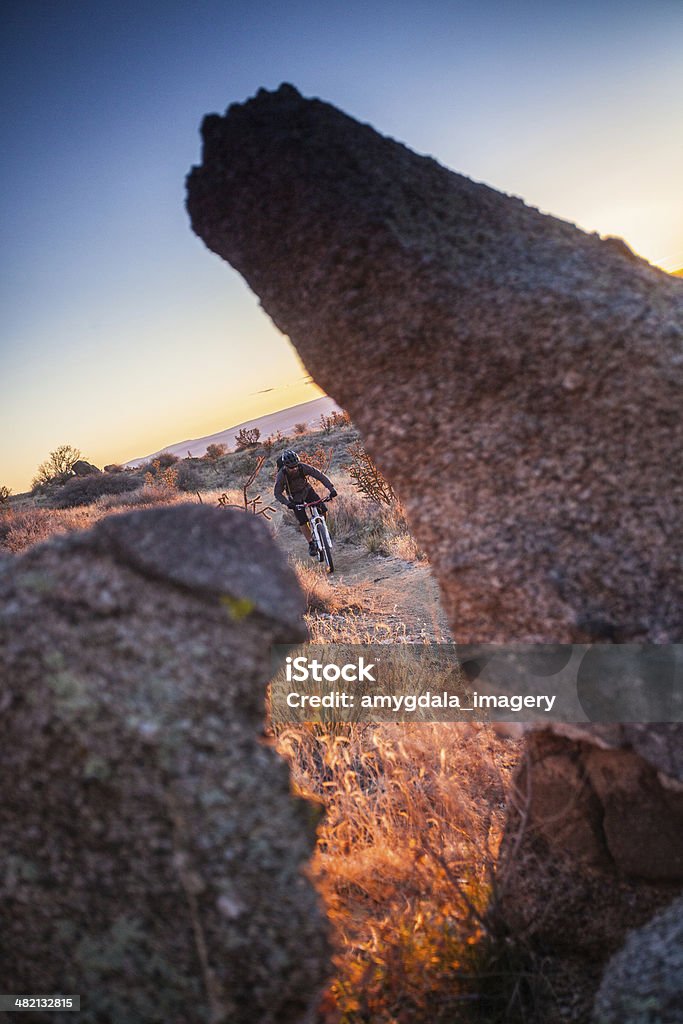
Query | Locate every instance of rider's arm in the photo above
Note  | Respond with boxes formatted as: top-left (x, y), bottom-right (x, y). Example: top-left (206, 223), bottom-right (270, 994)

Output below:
top-left (299, 463), bottom-right (335, 492)
top-left (273, 470), bottom-right (290, 505)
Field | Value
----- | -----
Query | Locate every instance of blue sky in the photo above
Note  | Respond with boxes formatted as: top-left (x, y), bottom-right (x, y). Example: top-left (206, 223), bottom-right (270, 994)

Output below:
top-left (2, 0), bottom-right (682, 491)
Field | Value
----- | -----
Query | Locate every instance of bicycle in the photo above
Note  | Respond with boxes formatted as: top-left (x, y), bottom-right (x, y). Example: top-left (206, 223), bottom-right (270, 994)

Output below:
top-left (295, 495), bottom-right (335, 573)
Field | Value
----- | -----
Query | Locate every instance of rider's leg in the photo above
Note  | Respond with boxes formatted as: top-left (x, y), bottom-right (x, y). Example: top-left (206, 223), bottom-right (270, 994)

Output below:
top-left (300, 523), bottom-right (312, 541)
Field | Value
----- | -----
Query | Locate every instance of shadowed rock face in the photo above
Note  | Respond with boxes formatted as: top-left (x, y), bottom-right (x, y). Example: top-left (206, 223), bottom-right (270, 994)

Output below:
top-left (187, 83), bottom-right (682, 644)
top-left (0, 506), bottom-right (328, 1024)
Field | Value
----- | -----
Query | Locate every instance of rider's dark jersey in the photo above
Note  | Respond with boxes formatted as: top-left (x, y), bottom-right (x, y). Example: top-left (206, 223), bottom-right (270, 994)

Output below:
top-left (274, 462), bottom-right (334, 504)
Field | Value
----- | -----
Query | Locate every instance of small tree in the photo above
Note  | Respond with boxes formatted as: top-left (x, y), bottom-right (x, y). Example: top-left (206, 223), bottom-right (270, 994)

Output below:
top-left (347, 442), bottom-right (397, 506)
top-left (235, 427), bottom-right (261, 450)
top-left (0, 485), bottom-right (11, 505)
top-left (32, 444), bottom-right (83, 490)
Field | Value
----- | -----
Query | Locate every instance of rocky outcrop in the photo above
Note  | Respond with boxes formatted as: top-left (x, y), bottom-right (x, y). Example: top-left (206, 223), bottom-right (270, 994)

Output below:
top-left (592, 897), bottom-right (683, 1023)
top-left (187, 83), bottom-right (682, 644)
top-left (0, 505), bottom-right (329, 1024)
top-left (499, 727), bottom-right (683, 958)
top-left (71, 459), bottom-right (101, 476)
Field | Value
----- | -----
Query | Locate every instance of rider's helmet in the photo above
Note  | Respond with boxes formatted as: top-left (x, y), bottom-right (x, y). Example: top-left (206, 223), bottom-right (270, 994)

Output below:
top-left (282, 450), bottom-right (300, 468)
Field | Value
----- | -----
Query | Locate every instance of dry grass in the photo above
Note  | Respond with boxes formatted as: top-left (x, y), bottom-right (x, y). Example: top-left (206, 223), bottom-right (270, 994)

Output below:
top-left (291, 558), bottom-right (369, 616)
top-left (274, 721), bottom-right (529, 1023)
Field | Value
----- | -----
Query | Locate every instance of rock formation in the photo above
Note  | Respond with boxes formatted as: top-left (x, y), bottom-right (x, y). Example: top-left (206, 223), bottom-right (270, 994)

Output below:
top-left (0, 505), bottom-right (329, 1024)
top-left (186, 84), bottom-right (683, 1018)
top-left (592, 896), bottom-right (683, 1023)
top-left (187, 83), bottom-right (682, 644)
top-left (71, 459), bottom-right (101, 476)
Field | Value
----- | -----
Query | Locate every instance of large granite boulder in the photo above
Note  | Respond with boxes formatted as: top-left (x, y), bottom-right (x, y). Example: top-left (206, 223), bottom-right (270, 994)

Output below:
top-left (592, 897), bottom-right (683, 1023)
top-left (0, 505), bottom-right (329, 1024)
top-left (186, 83), bottom-right (682, 645)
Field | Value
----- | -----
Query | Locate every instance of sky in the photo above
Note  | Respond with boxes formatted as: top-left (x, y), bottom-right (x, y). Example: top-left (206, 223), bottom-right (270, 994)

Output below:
top-left (2, 0), bottom-right (682, 493)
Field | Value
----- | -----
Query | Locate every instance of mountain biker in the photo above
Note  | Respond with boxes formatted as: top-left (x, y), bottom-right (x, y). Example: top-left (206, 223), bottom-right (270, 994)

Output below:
top-left (274, 450), bottom-right (337, 557)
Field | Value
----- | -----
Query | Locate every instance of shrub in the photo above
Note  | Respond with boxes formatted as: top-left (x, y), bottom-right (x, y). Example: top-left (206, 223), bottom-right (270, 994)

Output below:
top-left (53, 473), bottom-right (142, 509)
top-left (153, 452), bottom-right (179, 469)
top-left (203, 443), bottom-right (228, 461)
top-left (0, 485), bottom-right (11, 505)
top-left (293, 422), bottom-right (308, 436)
top-left (235, 427), bottom-right (260, 450)
top-left (32, 444), bottom-right (83, 490)
top-left (144, 460), bottom-right (178, 492)
top-left (347, 442), bottom-right (397, 506)
top-left (298, 444), bottom-right (333, 475)
top-left (175, 460), bottom-right (207, 493)
top-left (320, 409), bottom-right (351, 433)
top-left (327, 491), bottom-right (379, 544)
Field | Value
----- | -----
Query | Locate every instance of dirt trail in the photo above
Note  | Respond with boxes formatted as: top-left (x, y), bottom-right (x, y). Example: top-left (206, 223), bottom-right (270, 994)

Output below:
top-left (274, 511), bottom-right (453, 642)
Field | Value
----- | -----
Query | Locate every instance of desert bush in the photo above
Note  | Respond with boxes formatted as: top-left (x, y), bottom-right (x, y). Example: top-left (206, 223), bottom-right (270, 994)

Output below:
top-left (320, 409), bottom-right (351, 433)
top-left (96, 484), bottom-right (180, 510)
top-left (293, 422), bottom-right (308, 436)
top-left (327, 491), bottom-right (380, 544)
top-left (53, 473), bottom-right (142, 509)
top-left (203, 443), bottom-right (228, 461)
top-left (298, 444), bottom-right (333, 475)
top-left (235, 427), bottom-right (260, 449)
top-left (363, 502), bottom-right (426, 561)
top-left (144, 459), bottom-right (178, 492)
top-left (0, 485), bottom-right (11, 505)
top-left (153, 452), bottom-right (179, 469)
top-left (175, 460), bottom-right (208, 493)
top-left (32, 444), bottom-right (82, 490)
top-left (216, 455), bottom-right (276, 519)
top-left (347, 442), bottom-right (397, 506)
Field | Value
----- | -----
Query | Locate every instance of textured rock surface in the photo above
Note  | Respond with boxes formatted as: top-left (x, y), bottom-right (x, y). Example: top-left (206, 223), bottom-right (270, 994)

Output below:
top-left (71, 459), bottom-right (101, 476)
top-left (187, 83), bottom-right (682, 644)
top-left (0, 505), bottom-right (328, 1024)
top-left (592, 897), bottom-right (683, 1023)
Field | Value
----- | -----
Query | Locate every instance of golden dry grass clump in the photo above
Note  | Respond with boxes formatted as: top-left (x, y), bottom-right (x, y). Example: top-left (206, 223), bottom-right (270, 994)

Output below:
top-left (275, 721), bottom-right (524, 1023)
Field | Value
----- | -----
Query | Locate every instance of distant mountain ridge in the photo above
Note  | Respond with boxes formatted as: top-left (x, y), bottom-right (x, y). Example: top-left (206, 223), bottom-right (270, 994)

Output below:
top-left (125, 396), bottom-right (341, 466)
top-left (672, 268), bottom-right (683, 278)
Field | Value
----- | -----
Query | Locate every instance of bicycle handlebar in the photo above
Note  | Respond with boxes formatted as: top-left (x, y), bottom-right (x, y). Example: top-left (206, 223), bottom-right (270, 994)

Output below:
top-left (294, 495), bottom-right (336, 510)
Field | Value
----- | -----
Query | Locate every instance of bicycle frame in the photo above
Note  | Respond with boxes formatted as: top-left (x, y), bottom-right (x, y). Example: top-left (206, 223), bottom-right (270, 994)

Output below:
top-left (295, 496), bottom-right (334, 571)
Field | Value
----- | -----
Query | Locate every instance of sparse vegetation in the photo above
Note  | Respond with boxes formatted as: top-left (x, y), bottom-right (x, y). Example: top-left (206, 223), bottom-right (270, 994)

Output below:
top-left (217, 455), bottom-right (276, 518)
top-left (235, 427), bottom-right (261, 449)
top-left (347, 441), bottom-right (397, 506)
top-left (320, 409), bottom-right (352, 433)
top-left (0, 485), bottom-right (11, 505)
top-left (274, 720), bottom-right (534, 1023)
top-left (143, 459), bottom-right (178, 492)
top-left (203, 443), bottom-right (229, 461)
top-left (298, 443), bottom-right (334, 475)
top-left (53, 472), bottom-right (142, 509)
top-left (293, 421), bottom-right (308, 435)
top-left (32, 444), bottom-right (83, 491)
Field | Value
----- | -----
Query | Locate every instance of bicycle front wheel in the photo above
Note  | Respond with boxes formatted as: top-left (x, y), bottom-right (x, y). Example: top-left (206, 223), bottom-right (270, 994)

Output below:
top-left (317, 523), bottom-right (334, 574)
